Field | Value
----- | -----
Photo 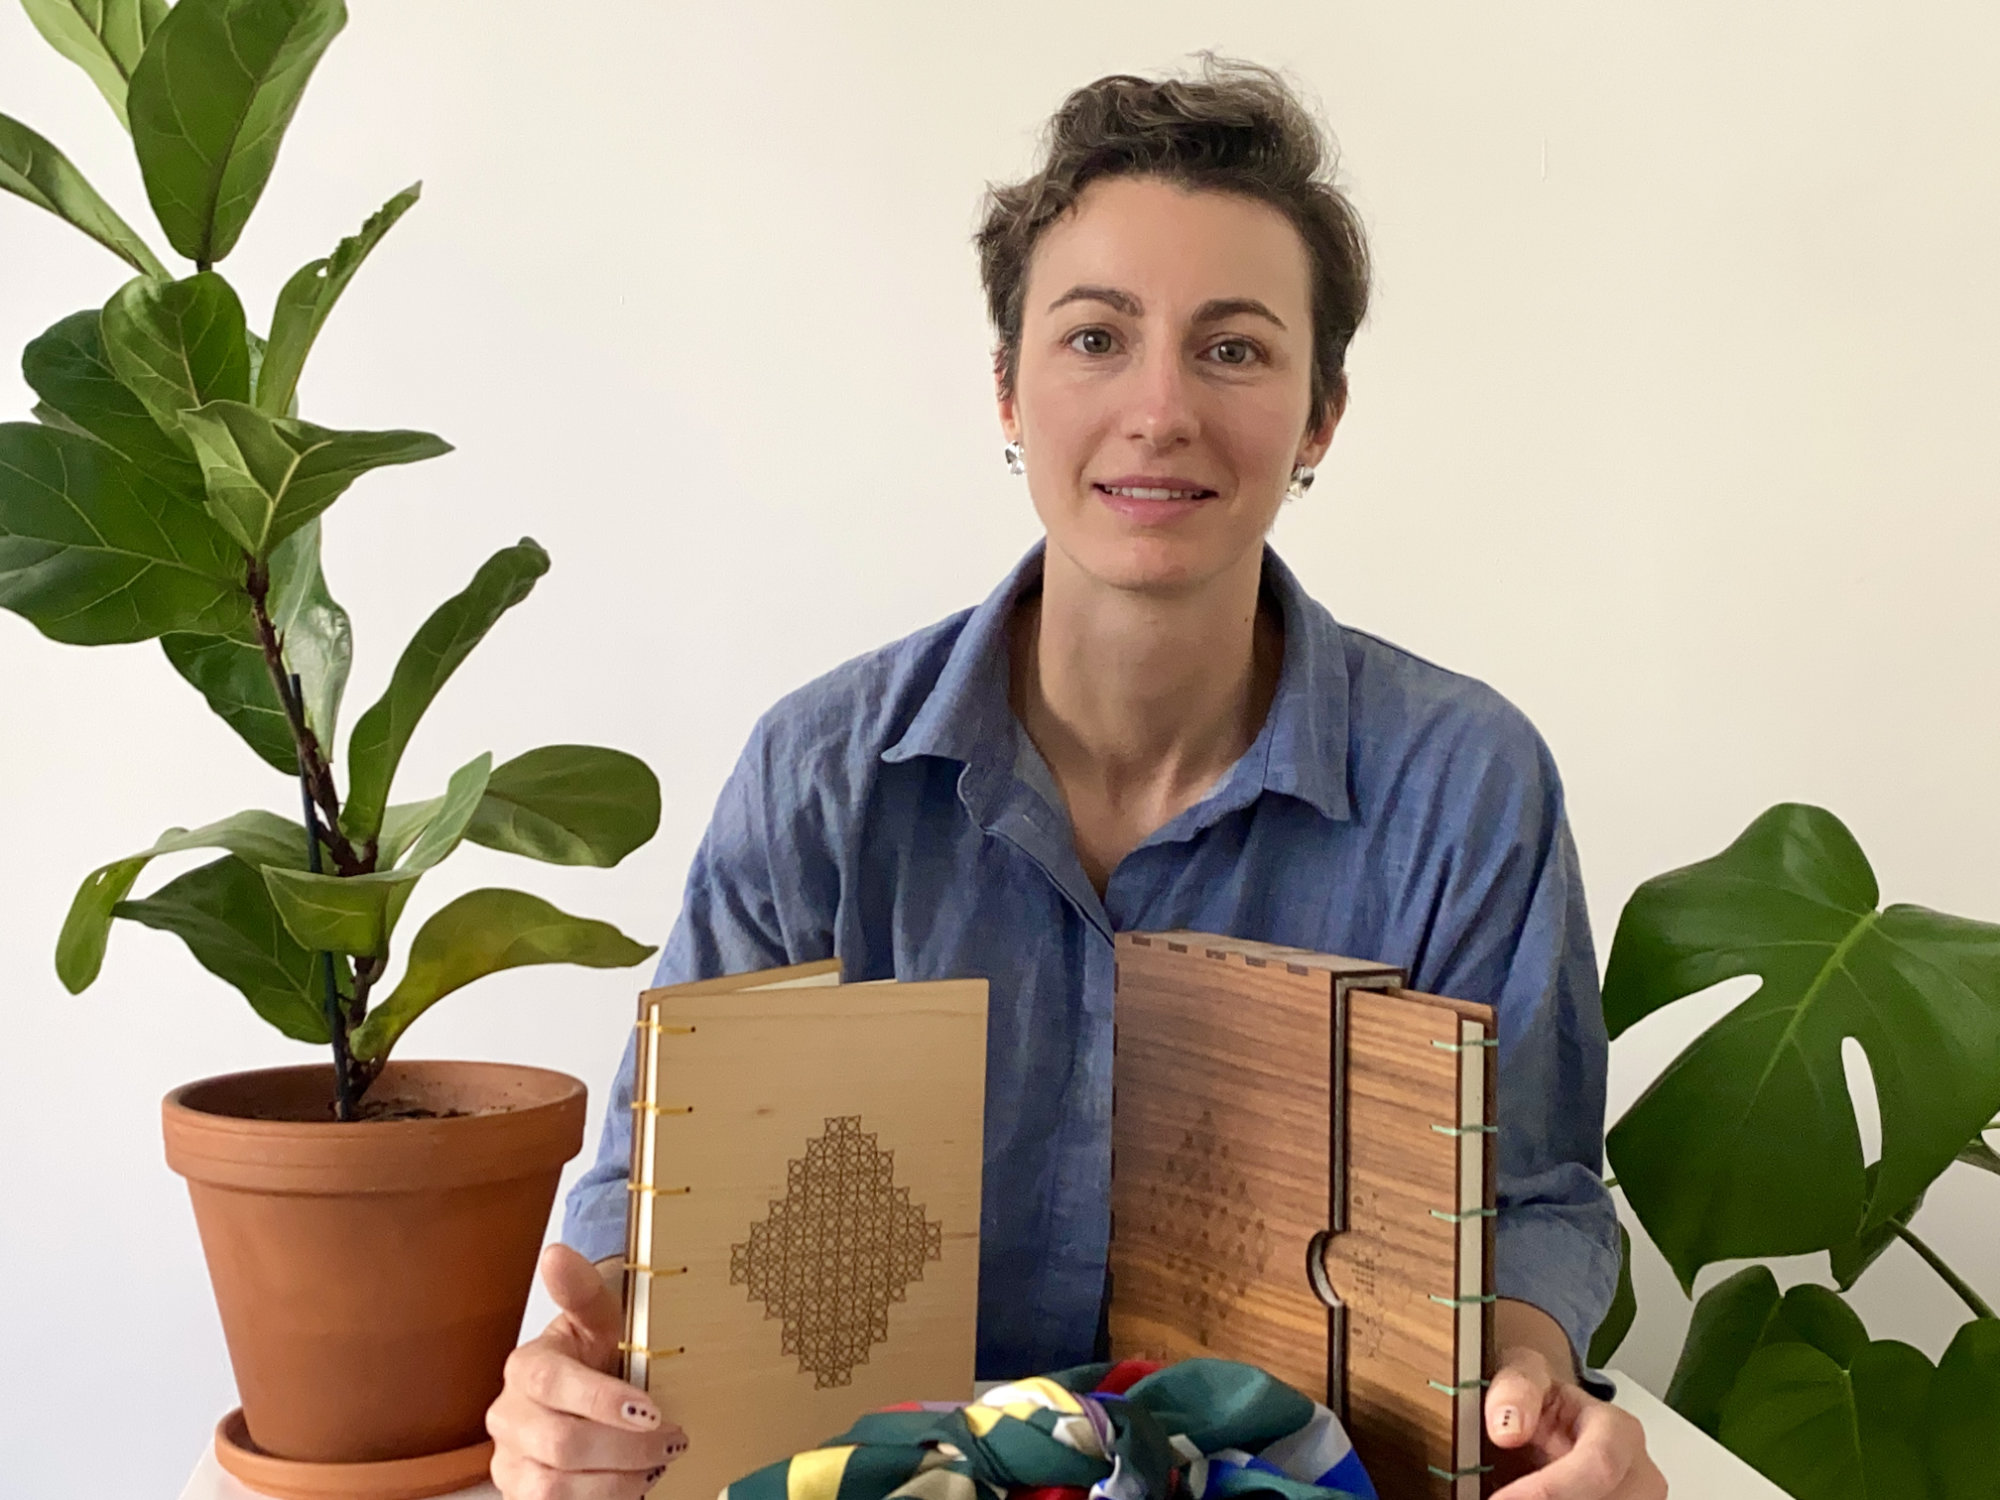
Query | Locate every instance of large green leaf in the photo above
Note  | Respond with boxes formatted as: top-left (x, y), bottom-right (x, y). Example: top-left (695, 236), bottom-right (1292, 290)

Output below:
top-left (1959, 1125), bottom-right (2000, 1178)
top-left (1763, 1282), bottom-right (1871, 1366)
top-left (267, 518), bottom-right (350, 745)
top-left (1928, 1319), bottom-right (2000, 1500)
top-left (179, 398), bottom-right (450, 556)
top-left (100, 273), bottom-right (251, 454)
top-left (1665, 1264), bottom-right (1781, 1435)
top-left (0, 112), bottom-right (166, 275)
top-left (256, 183), bottom-right (419, 416)
top-left (375, 794), bottom-right (443, 871)
top-left (465, 744), bottom-right (662, 866)
top-left (260, 753), bottom-right (490, 956)
top-left (161, 519), bottom-right (350, 769)
top-left (56, 807), bottom-right (308, 992)
top-left (350, 889), bottom-right (656, 1063)
top-left (396, 752), bottom-right (492, 873)
top-left (1586, 1223), bottom-right (1637, 1368)
top-left (1719, 1338), bottom-right (1938, 1500)
top-left (117, 854), bottom-right (331, 1041)
top-left (262, 866), bottom-right (416, 958)
top-left (1830, 1163), bottom-right (1925, 1292)
top-left (1603, 804), bottom-right (2000, 1290)
top-left (342, 540), bottom-right (550, 846)
top-left (0, 422), bottom-right (247, 644)
top-left (21, 0), bottom-right (167, 130)
top-left (160, 629), bottom-right (293, 769)
top-left (126, 0), bottom-right (347, 265)
top-left (22, 309), bottom-right (202, 488)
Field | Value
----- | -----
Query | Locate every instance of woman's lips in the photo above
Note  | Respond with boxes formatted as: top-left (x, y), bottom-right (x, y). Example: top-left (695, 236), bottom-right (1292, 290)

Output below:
top-left (1093, 481), bottom-right (1215, 525)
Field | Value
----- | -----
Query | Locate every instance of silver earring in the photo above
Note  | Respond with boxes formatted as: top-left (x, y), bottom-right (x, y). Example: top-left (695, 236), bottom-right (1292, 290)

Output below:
top-left (1004, 439), bottom-right (1026, 475)
top-left (1287, 462), bottom-right (1316, 499)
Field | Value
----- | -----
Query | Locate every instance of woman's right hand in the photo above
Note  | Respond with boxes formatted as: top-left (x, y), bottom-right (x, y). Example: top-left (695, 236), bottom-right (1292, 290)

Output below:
top-left (487, 1243), bottom-right (688, 1499)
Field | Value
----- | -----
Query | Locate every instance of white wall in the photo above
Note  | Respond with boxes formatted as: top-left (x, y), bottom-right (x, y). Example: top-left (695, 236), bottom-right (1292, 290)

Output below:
top-left (4, 3), bottom-right (1997, 1493)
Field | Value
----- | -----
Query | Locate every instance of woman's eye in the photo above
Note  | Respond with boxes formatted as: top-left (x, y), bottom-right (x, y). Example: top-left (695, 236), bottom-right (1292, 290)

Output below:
top-left (1209, 338), bottom-right (1259, 366)
top-left (1069, 328), bottom-right (1115, 355)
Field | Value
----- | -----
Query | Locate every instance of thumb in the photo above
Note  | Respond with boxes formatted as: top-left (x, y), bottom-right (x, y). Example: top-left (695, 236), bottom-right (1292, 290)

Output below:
top-left (1485, 1349), bottom-right (1555, 1449)
top-left (539, 1243), bottom-right (625, 1363)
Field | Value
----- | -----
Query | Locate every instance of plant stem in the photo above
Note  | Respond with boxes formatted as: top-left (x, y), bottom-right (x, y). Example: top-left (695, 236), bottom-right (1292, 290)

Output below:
top-left (246, 559), bottom-right (371, 877)
top-left (292, 678), bottom-right (360, 1123)
top-left (1894, 1223), bottom-right (1996, 1320)
top-left (348, 956), bottom-right (385, 1097)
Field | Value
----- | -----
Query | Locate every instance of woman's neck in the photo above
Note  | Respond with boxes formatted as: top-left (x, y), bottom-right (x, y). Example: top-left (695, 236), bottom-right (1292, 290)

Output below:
top-left (1009, 543), bottom-right (1283, 892)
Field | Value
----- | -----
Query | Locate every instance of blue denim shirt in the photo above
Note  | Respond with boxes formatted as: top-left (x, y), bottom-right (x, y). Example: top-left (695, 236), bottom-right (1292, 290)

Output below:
top-left (563, 542), bottom-right (1619, 1378)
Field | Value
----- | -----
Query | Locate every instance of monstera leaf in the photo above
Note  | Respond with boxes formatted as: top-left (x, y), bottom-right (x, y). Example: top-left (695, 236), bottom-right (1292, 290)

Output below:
top-left (1586, 1223), bottom-right (1637, 1368)
top-left (1603, 804), bottom-right (2000, 1290)
top-left (1722, 1337), bottom-right (1938, 1500)
top-left (1928, 1319), bottom-right (2000, 1499)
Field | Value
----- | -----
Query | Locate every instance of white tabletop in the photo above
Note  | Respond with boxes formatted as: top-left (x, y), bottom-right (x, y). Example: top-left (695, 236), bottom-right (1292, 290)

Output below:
top-left (180, 1369), bottom-right (1788, 1499)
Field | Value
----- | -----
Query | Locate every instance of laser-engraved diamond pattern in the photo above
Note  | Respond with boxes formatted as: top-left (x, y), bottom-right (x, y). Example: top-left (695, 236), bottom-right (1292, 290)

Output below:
top-left (730, 1115), bottom-right (943, 1387)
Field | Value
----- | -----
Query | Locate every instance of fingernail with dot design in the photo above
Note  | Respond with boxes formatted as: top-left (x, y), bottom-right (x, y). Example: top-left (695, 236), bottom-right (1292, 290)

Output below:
top-left (623, 1399), bottom-right (659, 1428)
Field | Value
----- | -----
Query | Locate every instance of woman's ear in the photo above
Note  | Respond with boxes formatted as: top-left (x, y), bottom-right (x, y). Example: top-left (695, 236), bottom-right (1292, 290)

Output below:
top-left (1300, 374), bottom-right (1348, 469)
top-left (994, 351), bottom-right (1020, 444)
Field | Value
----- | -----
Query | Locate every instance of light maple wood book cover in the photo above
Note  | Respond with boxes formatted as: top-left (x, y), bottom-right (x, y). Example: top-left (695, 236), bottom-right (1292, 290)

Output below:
top-left (1109, 933), bottom-right (1497, 1500)
top-left (623, 962), bottom-right (987, 1500)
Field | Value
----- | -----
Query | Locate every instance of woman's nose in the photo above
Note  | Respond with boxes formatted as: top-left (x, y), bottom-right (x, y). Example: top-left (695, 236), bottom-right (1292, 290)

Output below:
top-left (1124, 342), bottom-right (1199, 451)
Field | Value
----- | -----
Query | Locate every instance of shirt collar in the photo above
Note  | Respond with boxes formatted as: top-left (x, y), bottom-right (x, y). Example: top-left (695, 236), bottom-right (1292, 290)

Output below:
top-left (882, 538), bottom-right (1353, 825)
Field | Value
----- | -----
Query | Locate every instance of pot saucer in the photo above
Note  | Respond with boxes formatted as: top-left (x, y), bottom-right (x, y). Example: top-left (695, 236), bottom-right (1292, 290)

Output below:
top-left (214, 1409), bottom-right (496, 1499)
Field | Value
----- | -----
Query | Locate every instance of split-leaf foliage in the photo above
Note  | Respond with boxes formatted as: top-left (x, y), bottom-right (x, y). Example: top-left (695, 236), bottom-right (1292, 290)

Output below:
top-left (1589, 804), bottom-right (2000, 1498)
top-left (3, 0), bottom-right (659, 1110)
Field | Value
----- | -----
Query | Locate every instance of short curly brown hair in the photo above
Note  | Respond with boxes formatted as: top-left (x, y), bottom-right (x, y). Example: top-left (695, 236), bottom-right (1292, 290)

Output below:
top-left (976, 54), bottom-right (1371, 432)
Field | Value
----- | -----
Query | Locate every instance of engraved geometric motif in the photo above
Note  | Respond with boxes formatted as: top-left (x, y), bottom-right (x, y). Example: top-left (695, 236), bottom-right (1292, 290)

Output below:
top-left (730, 1115), bottom-right (943, 1388)
top-left (1142, 1108), bottom-right (1273, 1346)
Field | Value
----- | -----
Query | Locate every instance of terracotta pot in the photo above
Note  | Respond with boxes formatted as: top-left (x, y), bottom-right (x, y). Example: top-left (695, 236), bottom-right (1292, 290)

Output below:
top-left (163, 1060), bottom-right (587, 1466)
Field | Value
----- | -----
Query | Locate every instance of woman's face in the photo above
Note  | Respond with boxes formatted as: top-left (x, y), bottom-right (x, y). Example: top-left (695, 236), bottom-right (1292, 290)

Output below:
top-left (999, 174), bottom-right (1339, 599)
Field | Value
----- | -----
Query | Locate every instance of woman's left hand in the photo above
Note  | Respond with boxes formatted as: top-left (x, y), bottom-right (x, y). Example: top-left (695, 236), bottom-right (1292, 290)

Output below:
top-left (1484, 1347), bottom-right (1667, 1499)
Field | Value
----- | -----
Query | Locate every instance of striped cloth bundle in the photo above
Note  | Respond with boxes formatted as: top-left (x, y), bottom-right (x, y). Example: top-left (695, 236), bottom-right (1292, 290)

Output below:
top-left (722, 1358), bottom-right (1377, 1500)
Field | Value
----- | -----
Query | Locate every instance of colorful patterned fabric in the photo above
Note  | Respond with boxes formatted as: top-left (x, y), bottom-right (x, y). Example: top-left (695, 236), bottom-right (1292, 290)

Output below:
top-left (722, 1359), bottom-right (1377, 1500)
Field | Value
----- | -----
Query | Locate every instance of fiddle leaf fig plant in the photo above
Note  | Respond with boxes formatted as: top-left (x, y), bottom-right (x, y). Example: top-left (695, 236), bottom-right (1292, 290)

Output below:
top-left (1592, 803), bottom-right (2000, 1499)
top-left (2, 0), bottom-right (660, 1119)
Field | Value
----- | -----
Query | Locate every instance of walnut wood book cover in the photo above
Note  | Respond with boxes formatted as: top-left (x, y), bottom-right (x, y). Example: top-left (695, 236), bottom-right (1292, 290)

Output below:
top-left (623, 963), bottom-right (988, 1500)
top-left (1109, 933), bottom-right (1497, 1500)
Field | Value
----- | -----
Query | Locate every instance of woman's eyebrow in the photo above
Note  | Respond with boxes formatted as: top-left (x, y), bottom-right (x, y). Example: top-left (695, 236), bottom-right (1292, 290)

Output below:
top-left (1047, 284), bottom-right (1141, 316)
top-left (1044, 285), bottom-right (1288, 332)
top-left (1193, 297), bottom-right (1286, 330)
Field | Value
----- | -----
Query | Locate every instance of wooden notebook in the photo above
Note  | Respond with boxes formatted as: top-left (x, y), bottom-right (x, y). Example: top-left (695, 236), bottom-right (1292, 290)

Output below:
top-left (1108, 933), bottom-right (1497, 1500)
top-left (622, 961), bottom-right (988, 1500)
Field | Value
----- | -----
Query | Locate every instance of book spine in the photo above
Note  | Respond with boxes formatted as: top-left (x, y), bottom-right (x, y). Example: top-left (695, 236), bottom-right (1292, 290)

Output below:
top-left (1426, 1022), bottom-right (1499, 1499)
top-left (621, 999), bottom-right (694, 1390)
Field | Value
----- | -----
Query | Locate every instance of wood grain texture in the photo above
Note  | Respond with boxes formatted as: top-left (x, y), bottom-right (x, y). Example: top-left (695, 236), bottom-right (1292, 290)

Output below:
top-left (1110, 934), bottom-right (1496, 1500)
top-left (626, 974), bottom-right (986, 1500)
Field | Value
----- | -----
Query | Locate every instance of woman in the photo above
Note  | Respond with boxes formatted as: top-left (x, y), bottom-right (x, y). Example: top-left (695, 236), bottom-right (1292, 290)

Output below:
top-left (487, 58), bottom-right (1662, 1500)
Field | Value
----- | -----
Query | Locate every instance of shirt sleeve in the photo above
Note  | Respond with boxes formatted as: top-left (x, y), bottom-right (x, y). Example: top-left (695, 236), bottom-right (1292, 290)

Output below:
top-left (1407, 712), bottom-right (1621, 1382)
top-left (558, 718), bottom-right (823, 1264)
